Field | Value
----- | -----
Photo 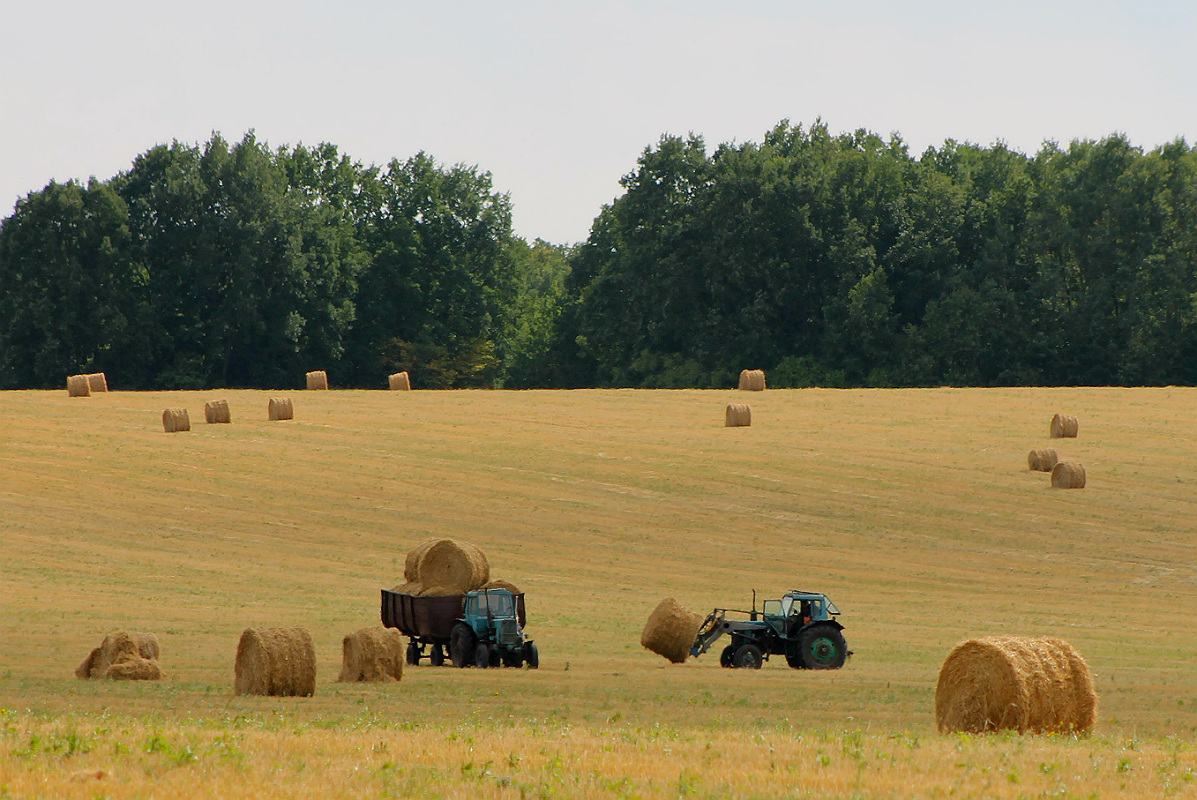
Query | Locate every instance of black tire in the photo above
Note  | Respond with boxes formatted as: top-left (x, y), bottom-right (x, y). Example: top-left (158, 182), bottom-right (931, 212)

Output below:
top-left (406, 641), bottom-right (420, 666)
top-left (798, 626), bottom-right (847, 670)
top-left (475, 643), bottom-right (490, 669)
top-left (720, 644), bottom-right (737, 668)
top-left (430, 644), bottom-right (446, 667)
top-left (450, 623), bottom-right (476, 668)
top-left (503, 650), bottom-right (523, 668)
top-left (524, 642), bottom-right (539, 669)
top-left (732, 644), bottom-right (764, 669)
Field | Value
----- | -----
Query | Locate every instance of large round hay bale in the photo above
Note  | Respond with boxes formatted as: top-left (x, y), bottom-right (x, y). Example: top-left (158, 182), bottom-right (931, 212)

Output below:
top-left (416, 539), bottom-right (490, 595)
top-left (162, 408), bottom-right (191, 433)
top-left (234, 627), bottom-right (316, 697)
top-left (204, 399), bottom-right (231, 424)
top-left (391, 580), bottom-right (424, 595)
top-left (338, 628), bottom-right (405, 683)
top-left (86, 373), bottom-right (108, 392)
top-left (641, 597), bottom-right (704, 664)
top-left (738, 369), bottom-right (766, 391)
top-left (1050, 414), bottom-right (1079, 438)
top-left (1027, 449), bottom-right (1058, 472)
top-left (482, 579), bottom-right (522, 594)
top-left (76, 632), bottom-right (161, 679)
top-left (67, 374), bottom-right (91, 397)
top-left (389, 371), bottom-right (411, 391)
top-left (725, 403), bottom-right (752, 427)
top-left (403, 539), bottom-right (439, 583)
top-left (268, 397), bottom-right (294, 421)
top-left (1051, 462), bottom-right (1087, 489)
top-left (935, 635), bottom-right (1097, 734)
top-left (306, 370), bottom-right (329, 390)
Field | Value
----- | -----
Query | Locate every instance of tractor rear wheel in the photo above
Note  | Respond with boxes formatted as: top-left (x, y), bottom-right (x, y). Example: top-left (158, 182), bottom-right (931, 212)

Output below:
top-left (732, 644), bottom-right (764, 669)
top-left (798, 626), bottom-right (847, 670)
top-left (450, 624), bottom-right (476, 668)
top-left (720, 645), bottom-right (737, 668)
top-left (475, 644), bottom-right (490, 669)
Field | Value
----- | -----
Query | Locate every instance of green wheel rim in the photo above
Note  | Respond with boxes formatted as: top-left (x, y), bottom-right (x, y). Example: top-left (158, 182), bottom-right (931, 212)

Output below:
top-left (810, 636), bottom-right (838, 666)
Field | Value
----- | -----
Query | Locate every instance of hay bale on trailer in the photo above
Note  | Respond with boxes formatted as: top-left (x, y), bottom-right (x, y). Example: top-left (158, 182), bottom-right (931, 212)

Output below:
top-left (268, 397), bottom-right (294, 421)
top-left (234, 627), bottom-right (316, 697)
top-left (1050, 414), bottom-right (1079, 439)
top-left (389, 371), bottom-right (411, 391)
top-left (338, 628), bottom-right (405, 682)
top-left (306, 370), bottom-right (329, 390)
top-left (162, 408), bottom-right (191, 433)
top-left (1027, 449), bottom-right (1058, 472)
top-left (75, 632), bottom-right (162, 680)
top-left (1051, 462), bottom-right (1087, 489)
top-left (414, 539), bottom-right (491, 595)
top-left (641, 597), bottom-right (704, 664)
top-left (67, 375), bottom-right (91, 397)
top-left (725, 403), bottom-right (752, 427)
top-left (204, 399), bottom-right (231, 424)
top-left (738, 369), bottom-right (766, 391)
top-left (935, 635), bottom-right (1097, 734)
top-left (482, 579), bottom-right (522, 594)
top-left (86, 373), bottom-right (108, 392)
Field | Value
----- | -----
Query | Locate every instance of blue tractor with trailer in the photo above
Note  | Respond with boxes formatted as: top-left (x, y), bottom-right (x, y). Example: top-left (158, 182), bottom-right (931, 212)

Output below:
top-left (381, 586), bottom-right (537, 669)
top-left (690, 590), bottom-right (850, 669)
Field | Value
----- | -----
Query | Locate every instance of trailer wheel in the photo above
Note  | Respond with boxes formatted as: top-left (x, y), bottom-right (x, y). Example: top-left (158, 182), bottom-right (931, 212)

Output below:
top-left (406, 641), bottom-right (420, 666)
top-left (450, 623), bottom-right (476, 668)
top-left (720, 645), bottom-right (737, 668)
top-left (524, 642), bottom-right (539, 669)
top-left (475, 644), bottom-right (490, 669)
top-left (732, 644), bottom-right (764, 669)
top-left (798, 625), bottom-right (847, 670)
top-left (430, 644), bottom-right (446, 667)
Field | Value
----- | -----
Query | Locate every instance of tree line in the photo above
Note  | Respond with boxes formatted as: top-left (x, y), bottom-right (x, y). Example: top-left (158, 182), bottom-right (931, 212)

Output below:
top-left (2, 122), bottom-right (1195, 390)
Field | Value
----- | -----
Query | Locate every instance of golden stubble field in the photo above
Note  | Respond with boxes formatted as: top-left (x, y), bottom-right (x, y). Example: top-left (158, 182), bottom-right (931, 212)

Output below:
top-left (1, 387), bottom-right (1195, 798)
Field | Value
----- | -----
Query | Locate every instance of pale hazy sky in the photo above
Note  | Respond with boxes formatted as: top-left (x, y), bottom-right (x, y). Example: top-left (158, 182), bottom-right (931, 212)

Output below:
top-left (3, 1), bottom-right (1195, 244)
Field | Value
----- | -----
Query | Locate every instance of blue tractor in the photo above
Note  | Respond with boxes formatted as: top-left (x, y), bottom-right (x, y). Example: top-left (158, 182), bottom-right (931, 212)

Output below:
top-left (449, 588), bottom-right (539, 669)
top-left (691, 590), bottom-right (850, 669)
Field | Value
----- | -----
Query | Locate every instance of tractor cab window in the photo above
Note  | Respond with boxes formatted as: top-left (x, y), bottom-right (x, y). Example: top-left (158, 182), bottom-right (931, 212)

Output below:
top-left (780, 596), bottom-right (795, 617)
top-left (481, 591), bottom-right (515, 617)
top-left (761, 600), bottom-right (781, 617)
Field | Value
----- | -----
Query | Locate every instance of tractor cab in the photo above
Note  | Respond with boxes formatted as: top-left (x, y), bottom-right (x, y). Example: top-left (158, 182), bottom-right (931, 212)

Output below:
top-left (451, 589), bottom-right (538, 669)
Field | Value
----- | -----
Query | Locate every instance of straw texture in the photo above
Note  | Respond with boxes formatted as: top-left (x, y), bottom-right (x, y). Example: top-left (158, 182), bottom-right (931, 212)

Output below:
top-left (234, 626), bottom-right (316, 696)
top-left (725, 403), bottom-right (752, 427)
top-left (641, 597), bottom-right (704, 664)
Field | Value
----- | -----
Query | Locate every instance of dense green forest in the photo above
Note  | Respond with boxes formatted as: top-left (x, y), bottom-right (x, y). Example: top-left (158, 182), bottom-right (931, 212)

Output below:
top-left (2, 122), bottom-right (1195, 390)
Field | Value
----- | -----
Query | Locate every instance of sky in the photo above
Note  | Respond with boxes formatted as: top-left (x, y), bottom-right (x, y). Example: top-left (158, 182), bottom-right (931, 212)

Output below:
top-left (2, 1), bottom-right (1195, 244)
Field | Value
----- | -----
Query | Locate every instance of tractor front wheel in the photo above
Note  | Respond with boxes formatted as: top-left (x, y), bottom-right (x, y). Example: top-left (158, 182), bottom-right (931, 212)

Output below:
top-left (798, 626), bottom-right (847, 670)
top-left (732, 644), bottom-right (764, 669)
top-left (720, 645), bottom-right (737, 668)
top-left (450, 624), bottom-right (476, 668)
top-left (524, 642), bottom-right (539, 669)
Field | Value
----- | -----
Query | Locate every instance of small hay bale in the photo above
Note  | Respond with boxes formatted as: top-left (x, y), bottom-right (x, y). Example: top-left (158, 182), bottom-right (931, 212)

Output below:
top-left (268, 397), bottom-right (294, 421)
top-left (86, 373), bottom-right (108, 392)
top-left (204, 399), bottom-right (231, 424)
top-left (641, 597), bottom-right (704, 664)
top-left (234, 626), bottom-right (316, 697)
top-left (306, 370), bottom-right (329, 390)
top-left (67, 374), bottom-right (91, 397)
top-left (1051, 462), bottom-right (1087, 489)
top-left (738, 369), bottom-right (766, 391)
top-left (482, 579), bottom-right (522, 594)
top-left (162, 407), bottom-right (190, 433)
top-left (76, 632), bottom-right (161, 680)
top-left (1027, 449), bottom-right (1058, 472)
top-left (415, 539), bottom-right (491, 595)
top-left (725, 403), bottom-right (752, 427)
top-left (389, 371), bottom-right (411, 391)
top-left (1050, 414), bottom-right (1079, 439)
top-left (935, 635), bottom-right (1098, 734)
top-left (106, 657), bottom-right (163, 681)
top-left (338, 627), bottom-right (405, 683)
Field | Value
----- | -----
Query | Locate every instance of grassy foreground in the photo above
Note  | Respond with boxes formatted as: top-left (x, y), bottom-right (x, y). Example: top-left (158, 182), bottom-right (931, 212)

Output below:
top-left (1, 387), bottom-right (1195, 798)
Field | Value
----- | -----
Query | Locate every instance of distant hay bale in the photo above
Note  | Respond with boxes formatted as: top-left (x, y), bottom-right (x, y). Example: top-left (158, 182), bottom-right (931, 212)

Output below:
top-left (67, 374), bottom-right (91, 397)
top-left (76, 632), bottom-right (162, 680)
top-left (738, 369), bottom-right (766, 391)
top-left (416, 539), bottom-right (491, 595)
top-left (389, 371), bottom-right (411, 391)
top-left (162, 408), bottom-right (191, 433)
top-left (204, 399), bottom-right (231, 424)
top-left (641, 597), bottom-right (704, 664)
top-left (1051, 462), bottom-right (1087, 489)
top-left (1027, 449), bottom-right (1058, 472)
top-left (234, 626), bottom-right (316, 697)
top-left (935, 635), bottom-right (1098, 734)
top-left (106, 658), bottom-right (163, 681)
top-left (86, 373), bottom-right (108, 392)
top-left (725, 403), bottom-right (752, 427)
top-left (268, 397), bottom-right (294, 421)
top-left (339, 627), bottom-right (405, 682)
top-left (306, 370), bottom-right (329, 390)
top-left (1050, 414), bottom-right (1079, 439)
top-left (482, 579), bottom-right (522, 594)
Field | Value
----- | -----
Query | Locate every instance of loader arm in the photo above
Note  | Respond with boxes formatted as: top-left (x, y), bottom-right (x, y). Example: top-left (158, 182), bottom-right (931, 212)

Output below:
top-left (690, 609), bottom-right (728, 658)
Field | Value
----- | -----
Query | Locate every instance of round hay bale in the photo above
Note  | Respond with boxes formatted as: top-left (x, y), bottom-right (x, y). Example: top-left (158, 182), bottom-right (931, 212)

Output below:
top-left (305, 370), bottom-right (329, 390)
top-left (482, 579), bottom-right (522, 594)
top-left (338, 628), bottom-right (405, 683)
top-left (204, 399), bottom-right (231, 424)
top-left (162, 408), bottom-right (191, 433)
top-left (641, 597), bottom-right (704, 664)
top-left (403, 539), bottom-right (439, 583)
top-left (234, 626), bottom-right (316, 697)
top-left (1050, 414), bottom-right (1079, 439)
top-left (416, 539), bottom-right (490, 595)
top-left (935, 635), bottom-right (1097, 734)
top-left (1051, 462), bottom-right (1087, 489)
top-left (738, 369), bottom-right (766, 391)
top-left (77, 632), bottom-right (161, 679)
top-left (268, 397), bottom-right (294, 421)
top-left (389, 371), bottom-right (411, 391)
top-left (86, 373), bottom-right (108, 392)
top-left (725, 403), bottom-right (752, 427)
top-left (67, 374), bottom-right (91, 397)
top-left (1027, 449), bottom-right (1058, 472)
top-left (106, 657), bottom-right (163, 681)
